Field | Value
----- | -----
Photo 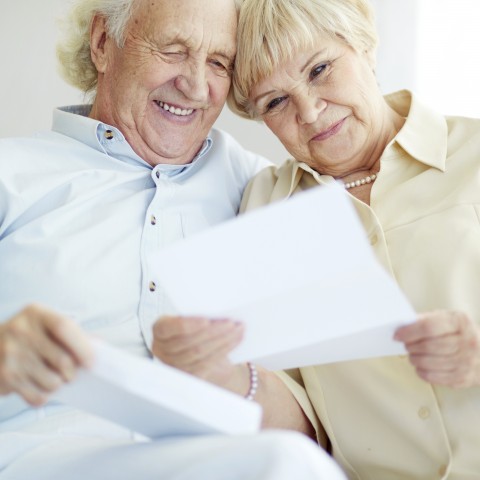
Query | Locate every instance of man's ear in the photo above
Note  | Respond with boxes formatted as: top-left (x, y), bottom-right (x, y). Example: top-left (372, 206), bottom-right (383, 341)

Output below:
top-left (90, 14), bottom-right (110, 73)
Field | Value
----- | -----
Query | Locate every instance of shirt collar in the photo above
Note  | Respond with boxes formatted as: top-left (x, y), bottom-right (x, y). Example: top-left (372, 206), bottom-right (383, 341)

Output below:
top-left (52, 105), bottom-right (213, 176)
top-left (384, 90), bottom-right (447, 172)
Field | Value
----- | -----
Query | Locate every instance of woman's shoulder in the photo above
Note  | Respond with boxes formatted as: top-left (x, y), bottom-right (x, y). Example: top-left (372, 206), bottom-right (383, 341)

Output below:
top-left (240, 158), bottom-right (297, 212)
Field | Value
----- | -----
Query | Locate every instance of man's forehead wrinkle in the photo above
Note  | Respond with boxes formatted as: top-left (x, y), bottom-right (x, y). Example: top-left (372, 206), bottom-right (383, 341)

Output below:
top-left (127, 0), bottom-right (236, 59)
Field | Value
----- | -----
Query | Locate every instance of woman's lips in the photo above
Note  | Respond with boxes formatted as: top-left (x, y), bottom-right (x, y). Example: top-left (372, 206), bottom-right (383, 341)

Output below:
top-left (312, 117), bottom-right (346, 141)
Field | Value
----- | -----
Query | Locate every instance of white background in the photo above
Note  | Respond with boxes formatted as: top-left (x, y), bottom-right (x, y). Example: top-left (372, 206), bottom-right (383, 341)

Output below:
top-left (1, 0), bottom-right (479, 163)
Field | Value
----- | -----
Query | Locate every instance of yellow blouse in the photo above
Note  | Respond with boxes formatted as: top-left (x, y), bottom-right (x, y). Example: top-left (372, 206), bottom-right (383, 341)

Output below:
top-left (241, 91), bottom-right (480, 480)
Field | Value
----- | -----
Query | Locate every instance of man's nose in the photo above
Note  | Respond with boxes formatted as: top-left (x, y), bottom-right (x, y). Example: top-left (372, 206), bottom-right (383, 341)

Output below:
top-left (175, 62), bottom-right (209, 104)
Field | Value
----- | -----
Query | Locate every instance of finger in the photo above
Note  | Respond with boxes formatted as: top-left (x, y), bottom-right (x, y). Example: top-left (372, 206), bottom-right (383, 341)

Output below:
top-left (39, 341), bottom-right (78, 382)
top-left (415, 368), bottom-right (472, 388)
top-left (16, 380), bottom-right (51, 407)
top-left (163, 320), bottom-right (243, 354)
top-left (409, 353), bottom-right (457, 372)
top-left (404, 335), bottom-right (460, 356)
top-left (178, 324), bottom-right (244, 370)
top-left (156, 322), bottom-right (244, 367)
top-left (176, 334), bottom-right (245, 382)
top-left (152, 316), bottom-right (212, 340)
top-left (38, 308), bottom-right (93, 368)
top-left (28, 363), bottom-right (66, 394)
top-left (394, 311), bottom-right (465, 344)
top-left (1, 351), bottom-right (65, 404)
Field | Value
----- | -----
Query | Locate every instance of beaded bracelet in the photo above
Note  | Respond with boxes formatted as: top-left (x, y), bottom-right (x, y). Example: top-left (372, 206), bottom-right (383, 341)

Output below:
top-left (245, 362), bottom-right (258, 401)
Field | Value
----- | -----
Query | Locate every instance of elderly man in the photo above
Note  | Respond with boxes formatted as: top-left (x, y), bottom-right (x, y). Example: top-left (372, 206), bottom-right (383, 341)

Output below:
top-left (0, 0), bottom-right (347, 478)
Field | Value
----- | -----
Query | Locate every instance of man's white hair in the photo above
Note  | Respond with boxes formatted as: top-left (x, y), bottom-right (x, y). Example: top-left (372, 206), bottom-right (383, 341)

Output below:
top-left (57, 0), bottom-right (137, 95)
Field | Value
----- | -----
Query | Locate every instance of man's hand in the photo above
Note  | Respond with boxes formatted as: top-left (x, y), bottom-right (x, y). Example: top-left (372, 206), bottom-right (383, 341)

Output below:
top-left (0, 304), bottom-right (93, 406)
top-left (394, 310), bottom-right (480, 388)
top-left (152, 316), bottom-right (244, 387)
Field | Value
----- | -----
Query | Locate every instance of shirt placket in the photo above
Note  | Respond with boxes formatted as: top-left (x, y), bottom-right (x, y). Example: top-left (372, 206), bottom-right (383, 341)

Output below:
top-left (137, 167), bottom-right (181, 352)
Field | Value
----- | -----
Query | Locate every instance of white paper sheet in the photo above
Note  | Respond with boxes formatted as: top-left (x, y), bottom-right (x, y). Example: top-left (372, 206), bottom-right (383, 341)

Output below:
top-left (54, 339), bottom-right (262, 437)
top-left (152, 184), bottom-right (416, 370)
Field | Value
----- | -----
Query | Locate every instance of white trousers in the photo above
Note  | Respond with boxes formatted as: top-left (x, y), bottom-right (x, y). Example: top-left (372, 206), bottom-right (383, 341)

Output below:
top-left (0, 410), bottom-right (346, 480)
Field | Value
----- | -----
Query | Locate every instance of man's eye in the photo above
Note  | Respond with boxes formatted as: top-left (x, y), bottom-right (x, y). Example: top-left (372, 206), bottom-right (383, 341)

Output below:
top-left (210, 59), bottom-right (233, 76)
top-left (265, 96), bottom-right (286, 112)
top-left (310, 64), bottom-right (327, 80)
top-left (159, 51), bottom-right (184, 62)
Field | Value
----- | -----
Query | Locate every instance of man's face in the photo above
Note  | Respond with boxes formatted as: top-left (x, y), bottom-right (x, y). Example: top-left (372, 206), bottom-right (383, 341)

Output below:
top-left (90, 0), bottom-right (237, 166)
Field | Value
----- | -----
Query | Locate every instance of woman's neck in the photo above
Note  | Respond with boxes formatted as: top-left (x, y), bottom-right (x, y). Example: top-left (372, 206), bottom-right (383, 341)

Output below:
top-left (339, 105), bottom-right (406, 205)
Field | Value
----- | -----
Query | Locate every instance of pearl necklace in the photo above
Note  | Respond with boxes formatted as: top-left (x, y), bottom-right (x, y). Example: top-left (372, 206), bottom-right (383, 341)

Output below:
top-left (344, 173), bottom-right (377, 190)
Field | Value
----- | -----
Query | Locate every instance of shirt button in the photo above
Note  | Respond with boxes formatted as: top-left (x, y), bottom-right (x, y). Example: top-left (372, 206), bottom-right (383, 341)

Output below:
top-left (149, 281), bottom-right (156, 292)
top-left (155, 170), bottom-right (160, 179)
top-left (370, 234), bottom-right (378, 246)
top-left (150, 215), bottom-right (157, 225)
top-left (418, 406), bottom-right (430, 419)
top-left (104, 130), bottom-right (114, 139)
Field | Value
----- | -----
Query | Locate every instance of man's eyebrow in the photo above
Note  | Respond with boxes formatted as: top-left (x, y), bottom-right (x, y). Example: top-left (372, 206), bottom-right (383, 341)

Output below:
top-left (155, 35), bottom-right (235, 58)
top-left (214, 50), bottom-right (235, 63)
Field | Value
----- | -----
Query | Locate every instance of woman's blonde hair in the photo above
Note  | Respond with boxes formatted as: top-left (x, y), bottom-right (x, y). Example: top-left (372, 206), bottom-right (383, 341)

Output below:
top-left (228, 0), bottom-right (378, 118)
top-left (57, 0), bottom-right (138, 95)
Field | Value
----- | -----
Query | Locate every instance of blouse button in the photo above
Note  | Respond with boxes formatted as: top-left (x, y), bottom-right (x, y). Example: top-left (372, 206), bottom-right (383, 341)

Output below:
top-left (438, 464), bottom-right (448, 477)
top-left (418, 406), bottom-right (430, 419)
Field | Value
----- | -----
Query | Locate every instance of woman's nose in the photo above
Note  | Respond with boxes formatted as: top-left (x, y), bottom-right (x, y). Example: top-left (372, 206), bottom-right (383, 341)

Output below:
top-left (296, 94), bottom-right (327, 125)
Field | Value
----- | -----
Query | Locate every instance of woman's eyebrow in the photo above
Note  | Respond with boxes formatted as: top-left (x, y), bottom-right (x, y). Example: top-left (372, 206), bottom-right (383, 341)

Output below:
top-left (300, 49), bottom-right (327, 74)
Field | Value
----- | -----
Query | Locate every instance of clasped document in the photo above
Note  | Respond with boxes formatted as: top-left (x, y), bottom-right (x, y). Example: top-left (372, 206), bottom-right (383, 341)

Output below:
top-left (153, 184), bottom-right (416, 370)
top-left (55, 339), bottom-right (262, 437)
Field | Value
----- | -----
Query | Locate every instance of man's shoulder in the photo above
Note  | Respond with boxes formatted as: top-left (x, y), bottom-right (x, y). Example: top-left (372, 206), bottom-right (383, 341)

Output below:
top-left (206, 127), bottom-right (272, 174)
top-left (0, 130), bottom-right (75, 154)
top-left (0, 130), bottom-right (96, 172)
top-left (0, 132), bottom-right (53, 167)
top-left (208, 127), bottom-right (251, 157)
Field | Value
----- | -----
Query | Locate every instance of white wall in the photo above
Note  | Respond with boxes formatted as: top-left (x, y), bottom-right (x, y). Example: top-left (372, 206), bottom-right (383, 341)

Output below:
top-left (416, 0), bottom-right (480, 117)
top-left (0, 0), bottom-right (84, 137)
top-left (1, 1), bottom-right (479, 162)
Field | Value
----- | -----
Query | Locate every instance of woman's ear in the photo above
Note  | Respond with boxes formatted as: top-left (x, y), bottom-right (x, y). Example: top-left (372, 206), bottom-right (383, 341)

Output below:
top-left (90, 14), bottom-right (109, 73)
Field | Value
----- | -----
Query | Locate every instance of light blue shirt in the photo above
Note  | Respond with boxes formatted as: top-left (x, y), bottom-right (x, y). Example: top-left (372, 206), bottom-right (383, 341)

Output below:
top-left (0, 105), bottom-right (270, 429)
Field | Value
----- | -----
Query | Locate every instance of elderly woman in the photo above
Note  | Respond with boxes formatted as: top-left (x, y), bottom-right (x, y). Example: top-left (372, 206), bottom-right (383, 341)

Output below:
top-left (233, 0), bottom-right (480, 477)
top-left (153, 0), bottom-right (480, 478)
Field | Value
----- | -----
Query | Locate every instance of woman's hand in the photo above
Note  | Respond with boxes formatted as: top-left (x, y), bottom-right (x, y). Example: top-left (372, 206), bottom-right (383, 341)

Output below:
top-left (394, 310), bottom-right (480, 388)
top-left (0, 304), bottom-right (93, 406)
top-left (151, 315), bottom-right (245, 388)
top-left (152, 315), bottom-right (316, 435)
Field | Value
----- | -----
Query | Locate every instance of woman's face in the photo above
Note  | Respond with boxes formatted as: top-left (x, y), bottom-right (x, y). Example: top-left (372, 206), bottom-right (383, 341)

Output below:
top-left (249, 35), bottom-right (390, 177)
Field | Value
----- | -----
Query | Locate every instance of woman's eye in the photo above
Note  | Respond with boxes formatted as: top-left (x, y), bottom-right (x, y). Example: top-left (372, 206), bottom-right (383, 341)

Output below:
top-left (310, 64), bottom-right (327, 80)
top-left (265, 96), bottom-right (286, 112)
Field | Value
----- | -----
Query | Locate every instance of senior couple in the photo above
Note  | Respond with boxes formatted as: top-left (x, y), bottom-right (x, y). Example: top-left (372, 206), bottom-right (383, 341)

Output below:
top-left (1, 0), bottom-right (479, 478)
